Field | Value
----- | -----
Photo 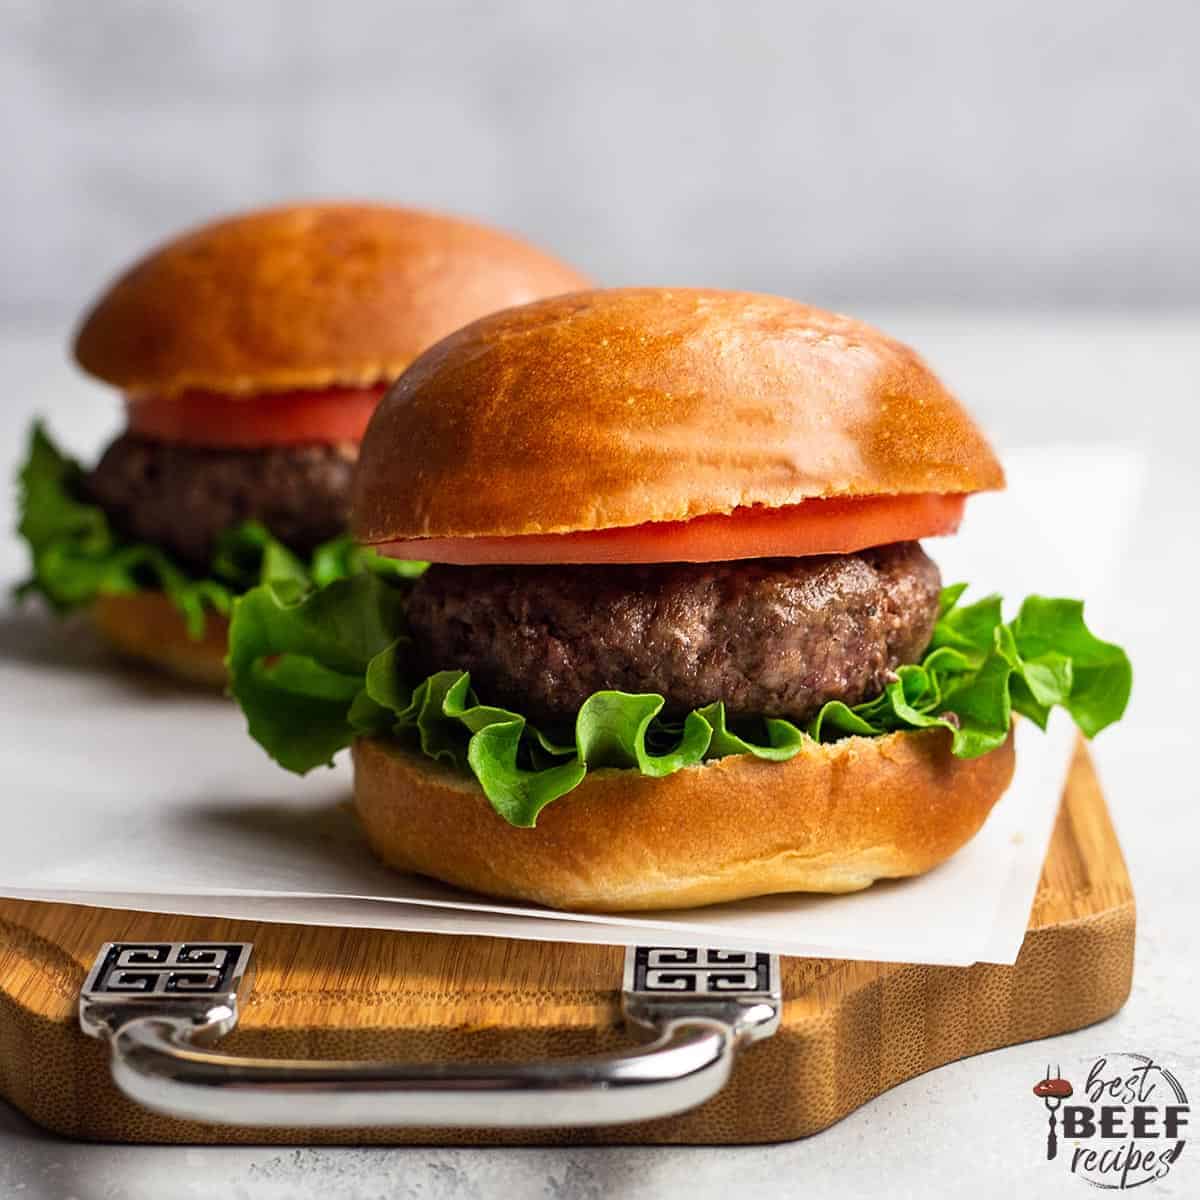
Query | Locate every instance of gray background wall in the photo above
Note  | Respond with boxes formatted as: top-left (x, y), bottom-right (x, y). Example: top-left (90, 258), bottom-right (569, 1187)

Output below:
top-left (2, 0), bottom-right (1197, 325)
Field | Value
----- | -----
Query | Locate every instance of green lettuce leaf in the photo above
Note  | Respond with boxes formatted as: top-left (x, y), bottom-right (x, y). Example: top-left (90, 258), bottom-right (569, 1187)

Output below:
top-left (14, 422), bottom-right (425, 638)
top-left (227, 570), bottom-right (1132, 827)
top-left (309, 538), bottom-right (428, 589)
top-left (227, 574), bottom-right (408, 771)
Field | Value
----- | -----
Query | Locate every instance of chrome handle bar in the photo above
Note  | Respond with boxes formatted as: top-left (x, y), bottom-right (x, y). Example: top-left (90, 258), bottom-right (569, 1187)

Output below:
top-left (80, 942), bottom-right (781, 1128)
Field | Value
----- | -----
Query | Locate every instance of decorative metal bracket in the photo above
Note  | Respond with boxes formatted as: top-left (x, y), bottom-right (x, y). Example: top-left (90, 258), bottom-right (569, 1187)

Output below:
top-left (80, 940), bottom-right (780, 1128)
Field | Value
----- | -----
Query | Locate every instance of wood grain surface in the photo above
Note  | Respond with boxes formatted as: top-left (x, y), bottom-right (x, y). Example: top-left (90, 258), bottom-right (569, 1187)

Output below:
top-left (0, 739), bottom-right (1134, 1145)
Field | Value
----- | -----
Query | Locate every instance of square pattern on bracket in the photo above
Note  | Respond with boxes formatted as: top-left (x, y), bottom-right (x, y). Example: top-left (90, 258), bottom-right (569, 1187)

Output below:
top-left (629, 947), bottom-right (774, 995)
top-left (83, 943), bottom-right (252, 997)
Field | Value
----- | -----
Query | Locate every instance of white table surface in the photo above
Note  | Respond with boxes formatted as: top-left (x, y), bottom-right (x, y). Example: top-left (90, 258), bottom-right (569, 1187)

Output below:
top-left (1, 313), bottom-right (1198, 1200)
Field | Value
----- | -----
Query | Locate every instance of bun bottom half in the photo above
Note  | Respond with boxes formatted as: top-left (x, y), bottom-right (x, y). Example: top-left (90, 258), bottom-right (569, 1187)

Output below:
top-left (352, 727), bottom-right (1016, 911)
top-left (90, 593), bottom-right (228, 689)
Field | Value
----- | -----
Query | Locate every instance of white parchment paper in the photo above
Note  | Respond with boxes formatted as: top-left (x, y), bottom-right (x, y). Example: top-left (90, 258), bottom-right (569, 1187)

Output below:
top-left (0, 446), bottom-right (1144, 965)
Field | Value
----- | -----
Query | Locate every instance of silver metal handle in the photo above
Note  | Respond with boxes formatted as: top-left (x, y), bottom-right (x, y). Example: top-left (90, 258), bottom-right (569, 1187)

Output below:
top-left (80, 942), bottom-right (781, 1129)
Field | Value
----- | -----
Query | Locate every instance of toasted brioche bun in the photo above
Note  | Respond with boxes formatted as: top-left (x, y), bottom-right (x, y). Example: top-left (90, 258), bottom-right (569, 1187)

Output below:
top-left (352, 288), bottom-right (1004, 544)
top-left (352, 727), bottom-right (1016, 911)
top-left (74, 203), bottom-right (591, 397)
top-left (90, 593), bottom-right (228, 688)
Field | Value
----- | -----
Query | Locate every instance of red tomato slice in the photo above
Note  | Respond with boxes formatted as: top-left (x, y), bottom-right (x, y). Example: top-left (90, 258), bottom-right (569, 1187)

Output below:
top-left (375, 493), bottom-right (966, 565)
top-left (126, 385), bottom-right (388, 448)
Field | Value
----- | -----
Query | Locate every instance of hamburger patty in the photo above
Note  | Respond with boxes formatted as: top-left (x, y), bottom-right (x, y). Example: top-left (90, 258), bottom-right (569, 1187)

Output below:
top-left (407, 542), bottom-right (942, 724)
top-left (86, 434), bottom-right (356, 569)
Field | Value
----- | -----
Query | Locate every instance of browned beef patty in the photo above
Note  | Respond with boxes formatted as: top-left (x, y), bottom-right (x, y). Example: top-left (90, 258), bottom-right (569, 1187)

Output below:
top-left (86, 434), bottom-right (356, 569)
top-left (407, 542), bottom-right (942, 723)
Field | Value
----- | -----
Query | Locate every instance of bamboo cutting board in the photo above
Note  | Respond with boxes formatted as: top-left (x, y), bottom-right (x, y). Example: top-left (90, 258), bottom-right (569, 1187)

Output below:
top-left (0, 739), bottom-right (1133, 1145)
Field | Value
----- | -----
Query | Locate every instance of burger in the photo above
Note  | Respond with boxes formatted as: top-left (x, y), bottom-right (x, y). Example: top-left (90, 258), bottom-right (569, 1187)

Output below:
top-left (228, 289), bottom-right (1131, 911)
top-left (15, 202), bottom-right (590, 685)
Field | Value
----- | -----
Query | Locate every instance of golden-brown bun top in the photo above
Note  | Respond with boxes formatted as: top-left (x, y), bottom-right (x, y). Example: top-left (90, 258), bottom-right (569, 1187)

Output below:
top-left (353, 288), bottom-right (1005, 542)
top-left (74, 203), bottom-right (592, 397)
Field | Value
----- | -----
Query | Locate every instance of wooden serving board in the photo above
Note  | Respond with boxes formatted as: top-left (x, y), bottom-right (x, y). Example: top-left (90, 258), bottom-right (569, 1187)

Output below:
top-left (0, 740), bottom-right (1133, 1146)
